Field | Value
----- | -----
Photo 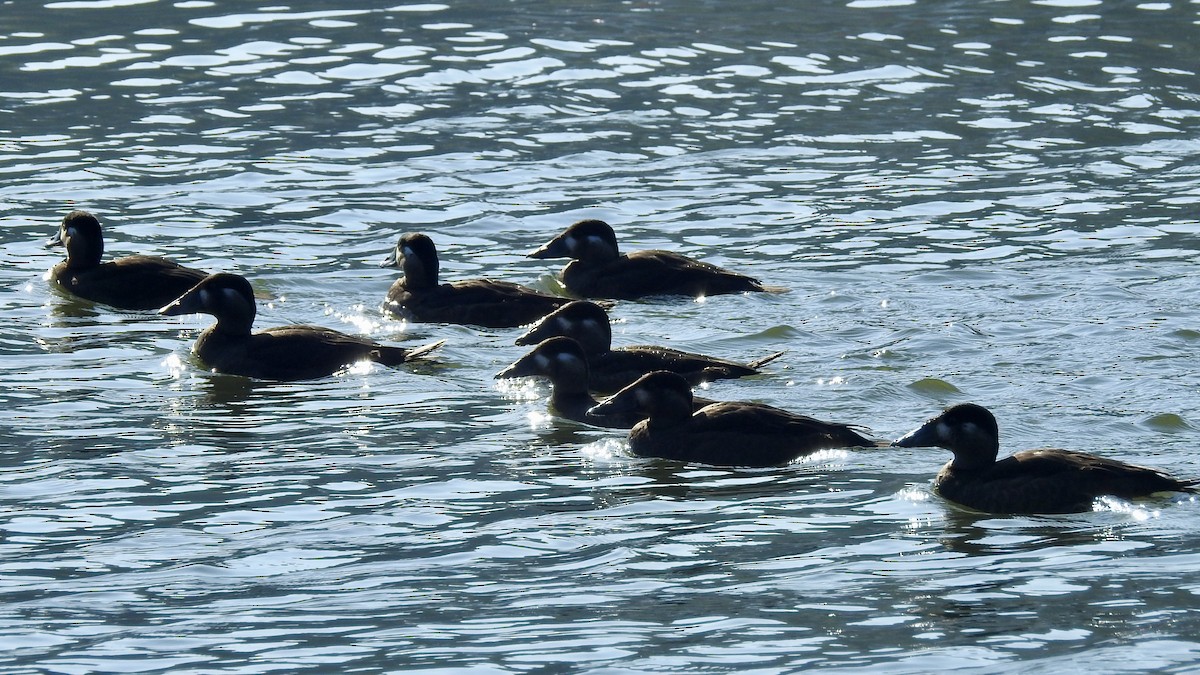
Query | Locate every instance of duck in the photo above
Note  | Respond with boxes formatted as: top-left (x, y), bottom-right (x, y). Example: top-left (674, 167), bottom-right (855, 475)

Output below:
top-left (588, 370), bottom-right (879, 467)
top-left (381, 232), bottom-right (573, 328)
top-left (892, 402), bottom-right (1198, 514)
top-left (495, 337), bottom-right (717, 429)
top-left (46, 210), bottom-right (210, 310)
top-left (515, 300), bottom-right (784, 393)
top-left (159, 272), bottom-right (444, 381)
top-left (528, 219), bottom-right (780, 300)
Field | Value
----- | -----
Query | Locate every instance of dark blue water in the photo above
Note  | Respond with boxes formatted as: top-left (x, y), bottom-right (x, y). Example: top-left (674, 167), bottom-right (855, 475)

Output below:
top-left (2, 0), bottom-right (1199, 672)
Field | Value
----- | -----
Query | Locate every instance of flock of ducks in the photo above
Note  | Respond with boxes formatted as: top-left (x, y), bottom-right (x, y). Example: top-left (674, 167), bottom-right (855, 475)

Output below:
top-left (45, 210), bottom-right (1197, 515)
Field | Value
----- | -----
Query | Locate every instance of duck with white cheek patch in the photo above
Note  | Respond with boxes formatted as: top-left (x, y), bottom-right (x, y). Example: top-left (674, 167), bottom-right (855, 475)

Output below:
top-left (529, 219), bottom-right (784, 300)
top-left (381, 232), bottom-right (573, 328)
top-left (589, 370), bottom-right (881, 467)
top-left (46, 210), bottom-right (210, 311)
top-left (160, 273), bottom-right (443, 381)
top-left (893, 402), bottom-right (1198, 514)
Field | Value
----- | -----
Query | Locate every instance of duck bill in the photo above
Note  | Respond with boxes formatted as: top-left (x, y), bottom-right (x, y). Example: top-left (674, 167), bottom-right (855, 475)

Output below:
top-left (528, 233), bottom-right (570, 259)
top-left (892, 419), bottom-right (939, 448)
top-left (158, 285), bottom-right (205, 317)
top-left (514, 315), bottom-right (556, 346)
top-left (379, 248), bottom-right (400, 268)
top-left (46, 230), bottom-right (63, 247)
top-left (587, 387), bottom-right (638, 419)
top-left (494, 353), bottom-right (540, 380)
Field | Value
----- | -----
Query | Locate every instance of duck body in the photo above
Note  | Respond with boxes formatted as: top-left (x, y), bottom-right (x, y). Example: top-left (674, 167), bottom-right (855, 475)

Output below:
top-left (47, 210), bottom-right (209, 310)
top-left (383, 232), bottom-right (569, 328)
top-left (160, 273), bottom-right (442, 381)
top-left (529, 219), bottom-right (773, 300)
top-left (590, 371), bottom-right (877, 467)
top-left (515, 300), bottom-right (783, 393)
top-left (893, 403), bottom-right (1197, 514)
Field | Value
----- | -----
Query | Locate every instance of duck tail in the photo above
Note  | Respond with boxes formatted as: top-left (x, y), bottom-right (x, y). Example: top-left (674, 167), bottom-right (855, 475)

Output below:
top-left (404, 339), bottom-right (446, 360)
top-left (372, 339), bottom-right (445, 366)
top-left (747, 350), bottom-right (786, 369)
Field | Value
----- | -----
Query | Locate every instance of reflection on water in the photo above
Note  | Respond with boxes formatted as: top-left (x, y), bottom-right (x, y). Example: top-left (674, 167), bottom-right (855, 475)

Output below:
top-left (2, 0), bottom-right (1200, 672)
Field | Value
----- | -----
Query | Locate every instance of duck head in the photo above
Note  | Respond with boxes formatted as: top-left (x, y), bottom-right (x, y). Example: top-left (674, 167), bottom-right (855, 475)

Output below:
top-left (47, 210), bottom-right (105, 268)
top-left (159, 272), bottom-right (257, 335)
top-left (588, 370), bottom-right (694, 424)
top-left (529, 219), bottom-right (620, 262)
top-left (381, 232), bottom-right (440, 288)
top-left (892, 402), bottom-right (1001, 470)
top-left (514, 300), bottom-right (612, 355)
top-left (495, 336), bottom-right (591, 391)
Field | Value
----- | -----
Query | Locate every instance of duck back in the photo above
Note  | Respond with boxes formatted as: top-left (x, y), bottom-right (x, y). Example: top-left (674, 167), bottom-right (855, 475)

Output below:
top-left (937, 449), bottom-right (1199, 514)
top-left (52, 256), bottom-right (209, 310)
top-left (194, 325), bottom-right (420, 381)
top-left (388, 278), bottom-right (568, 328)
top-left (563, 250), bottom-right (766, 299)
top-left (630, 401), bottom-right (876, 467)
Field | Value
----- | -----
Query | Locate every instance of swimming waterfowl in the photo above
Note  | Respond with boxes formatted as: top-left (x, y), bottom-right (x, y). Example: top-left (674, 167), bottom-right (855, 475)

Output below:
top-left (159, 273), bottom-right (443, 381)
top-left (381, 232), bottom-right (572, 328)
top-left (496, 337), bottom-right (714, 429)
top-left (892, 403), bottom-right (1197, 514)
top-left (528, 219), bottom-right (779, 299)
top-left (589, 370), bottom-right (878, 467)
top-left (515, 300), bottom-right (784, 393)
top-left (46, 210), bottom-right (209, 310)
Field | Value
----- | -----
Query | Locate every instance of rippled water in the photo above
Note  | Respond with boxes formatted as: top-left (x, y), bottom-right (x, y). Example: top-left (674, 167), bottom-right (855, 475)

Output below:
top-left (3, 0), bottom-right (1200, 672)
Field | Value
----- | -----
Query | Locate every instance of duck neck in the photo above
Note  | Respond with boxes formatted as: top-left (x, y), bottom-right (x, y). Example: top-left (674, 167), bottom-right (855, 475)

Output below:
top-left (949, 446), bottom-right (999, 472)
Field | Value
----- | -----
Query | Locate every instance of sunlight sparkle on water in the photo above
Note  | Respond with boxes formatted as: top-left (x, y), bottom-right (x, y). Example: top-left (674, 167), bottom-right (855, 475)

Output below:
top-left (581, 438), bottom-right (625, 464)
top-left (495, 377), bottom-right (545, 401)
top-left (526, 410), bottom-right (553, 429)
top-left (1094, 496), bottom-right (1157, 521)
top-left (162, 352), bottom-right (186, 378)
top-left (335, 305), bottom-right (385, 334)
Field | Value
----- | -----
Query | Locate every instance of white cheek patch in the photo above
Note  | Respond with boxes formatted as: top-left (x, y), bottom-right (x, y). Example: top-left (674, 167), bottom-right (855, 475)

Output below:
top-left (585, 234), bottom-right (606, 251)
top-left (401, 245), bottom-right (415, 258)
top-left (199, 288), bottom-right (211, 307)
top-left (581, 318), bottom-right (600, 334)
top-left (635, 388), bottom-right (653, 409)
top-left (554, 352), bottom-right (578, 369)
top-left (221, 288), bottom-right (244, 305)
top-left (936, 421), bottom-right (952, 440)
top-left (534, 354), bottom-right (551, 371)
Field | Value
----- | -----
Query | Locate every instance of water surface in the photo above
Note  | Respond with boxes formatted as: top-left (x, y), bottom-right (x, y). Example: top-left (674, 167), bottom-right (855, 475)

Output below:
top-left (2, 0), bottom-right (1200, 672)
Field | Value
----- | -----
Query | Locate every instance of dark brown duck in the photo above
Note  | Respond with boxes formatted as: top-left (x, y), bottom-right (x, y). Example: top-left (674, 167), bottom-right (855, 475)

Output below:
top-left (160, 272), bottom-right (443, 381)
top-left (589, 370), bottom-right (878, 467)
top-left (47, 210), bottom-right (209, 311)
top-left (529, 219), bottom-right (780, 300)
top-left (893, 403), bottom-right (1197, 514)
top-left (382, 232), bottom-right (571, 328)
